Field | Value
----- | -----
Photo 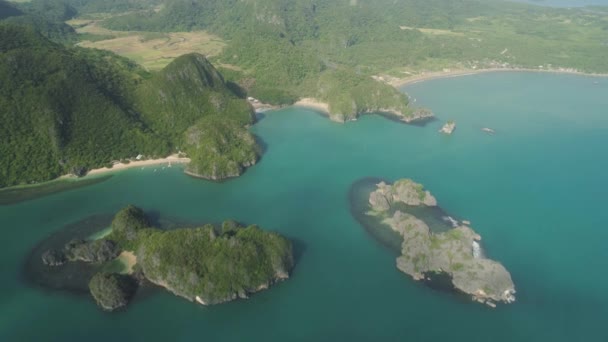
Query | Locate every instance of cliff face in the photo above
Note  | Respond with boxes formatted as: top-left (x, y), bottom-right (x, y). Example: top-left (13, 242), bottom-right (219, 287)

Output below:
top-left (368, 179), bottom-right (516, 306)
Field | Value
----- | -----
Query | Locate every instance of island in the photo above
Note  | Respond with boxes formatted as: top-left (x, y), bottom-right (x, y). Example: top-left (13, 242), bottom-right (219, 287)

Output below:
top-left (439, 121), bottom-right (456, 134)
top-left (40, 205), bottom-right (294, 311)
top-left (367, 179), bottom-right (515, 307)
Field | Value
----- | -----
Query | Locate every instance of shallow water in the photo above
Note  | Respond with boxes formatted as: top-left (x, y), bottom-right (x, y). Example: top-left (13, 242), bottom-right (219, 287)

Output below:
top-left (1, 72), bottom-right (607, 341)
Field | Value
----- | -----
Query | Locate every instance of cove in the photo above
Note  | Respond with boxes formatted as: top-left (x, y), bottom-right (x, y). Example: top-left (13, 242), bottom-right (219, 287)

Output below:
top-left (1, 72), bottom-right (607, 341)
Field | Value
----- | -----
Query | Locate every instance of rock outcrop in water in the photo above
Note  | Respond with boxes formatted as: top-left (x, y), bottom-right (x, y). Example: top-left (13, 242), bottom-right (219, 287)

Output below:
top-left (439, 121), bottom-right (456, 134)
top-left (42, 238), bottom-right (121, 266)
top-left (367, 179), bottom-right (516, 307)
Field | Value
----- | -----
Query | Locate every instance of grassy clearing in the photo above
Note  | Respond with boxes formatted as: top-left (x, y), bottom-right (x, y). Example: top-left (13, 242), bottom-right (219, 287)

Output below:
top-left (69, 20), bottom-right (226, 71)
top-left (399, 26), bottom-right (465, 36)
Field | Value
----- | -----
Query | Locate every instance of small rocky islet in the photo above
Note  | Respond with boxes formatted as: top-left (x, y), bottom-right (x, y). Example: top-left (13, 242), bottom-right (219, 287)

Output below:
top-left (40, 205), bottom-right (294, 311)
top-left (367, 179), bottom-right (516, 307)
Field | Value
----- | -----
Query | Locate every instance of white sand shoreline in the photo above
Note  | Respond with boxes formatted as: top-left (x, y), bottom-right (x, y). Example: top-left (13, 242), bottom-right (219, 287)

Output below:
top-left (390, 68), bottom-right (608, 87)
top-left (117, 251), bottom-right (137, 275)
top-left (293, 97), bottom-right (330, 114)
top-left (84, 154), bottom-right (190, 177)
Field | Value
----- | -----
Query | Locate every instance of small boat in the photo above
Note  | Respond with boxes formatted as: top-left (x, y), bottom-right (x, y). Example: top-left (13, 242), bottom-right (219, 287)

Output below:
top-left (481, 127), bottom-right (495, 134)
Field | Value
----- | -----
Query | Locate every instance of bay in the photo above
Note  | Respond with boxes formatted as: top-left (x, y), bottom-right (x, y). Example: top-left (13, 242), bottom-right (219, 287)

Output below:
top-left (1, 72), bottom-right (607, 341)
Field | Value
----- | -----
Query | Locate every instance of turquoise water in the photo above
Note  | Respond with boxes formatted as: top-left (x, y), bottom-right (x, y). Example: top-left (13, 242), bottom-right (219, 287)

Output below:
top-left (1, 72), bottom-right (607, 341)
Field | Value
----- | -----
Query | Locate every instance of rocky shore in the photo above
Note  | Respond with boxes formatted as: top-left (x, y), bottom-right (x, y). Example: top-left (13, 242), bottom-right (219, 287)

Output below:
top-left (402, 108), bottom-right (435, 123)
top-left (368, 179), bottom-right (516, 307)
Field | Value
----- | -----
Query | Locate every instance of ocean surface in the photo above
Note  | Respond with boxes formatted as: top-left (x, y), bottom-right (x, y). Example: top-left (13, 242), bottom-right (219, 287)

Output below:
top-left (1, 72), bottom-right (607, 341)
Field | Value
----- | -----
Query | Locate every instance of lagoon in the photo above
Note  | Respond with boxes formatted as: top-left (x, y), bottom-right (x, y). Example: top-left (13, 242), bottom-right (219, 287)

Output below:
top-left (1, 72), bottom-right (607, 341)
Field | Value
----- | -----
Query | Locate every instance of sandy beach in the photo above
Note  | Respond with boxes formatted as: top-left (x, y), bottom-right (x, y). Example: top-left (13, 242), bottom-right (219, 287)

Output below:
top-left (389, 68), bottom-right (608, 88)
top-left (117, 251), bottom-right (137, 275)
top-left (294, 97), bottom-right (330, 114)
top-left (86, 154), bottom-right (191, 176)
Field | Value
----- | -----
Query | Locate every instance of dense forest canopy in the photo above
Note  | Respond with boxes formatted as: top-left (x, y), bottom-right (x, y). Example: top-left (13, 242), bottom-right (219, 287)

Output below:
top-left (0, 18), bottom-right (254, 187)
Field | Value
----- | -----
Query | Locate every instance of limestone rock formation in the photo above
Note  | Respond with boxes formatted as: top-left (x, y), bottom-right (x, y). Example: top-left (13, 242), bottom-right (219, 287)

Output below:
top-left (368, 179), bottom-right (516, 306)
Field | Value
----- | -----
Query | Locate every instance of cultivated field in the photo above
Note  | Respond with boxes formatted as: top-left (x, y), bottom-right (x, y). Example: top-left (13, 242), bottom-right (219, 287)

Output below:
top-left (69, 19), bottom-right (226, 71)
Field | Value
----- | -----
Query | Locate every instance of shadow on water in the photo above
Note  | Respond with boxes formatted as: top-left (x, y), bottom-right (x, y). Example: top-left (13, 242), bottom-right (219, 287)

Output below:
top-left (22, 214), bottom-right (115, 294)
top-left (254, 111), bottom-right (267, 122)
top-left (0, 175), bottom-right (113, 206)
top-left (21, 210), bottom-right (206, 295)
top-left (348, 177), bottom-right (403, 255)
top-left (376, 112), bottom-right (437, 127)
top-left (254, 134), bottom-right (269, 155)
top-left (290, 238), bottom-right (307, 266)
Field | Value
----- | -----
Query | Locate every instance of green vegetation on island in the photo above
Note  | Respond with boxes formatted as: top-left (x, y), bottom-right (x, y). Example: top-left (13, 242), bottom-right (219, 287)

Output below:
top-left (137, 223), bottom-right (293, 305)
top-left (40, 205), bottom-right (295, 311)
top-left (89, 272), bottom-right (138, 311)
top-left (366, 179), bottom-right (516, 307)
top-left (183, 116), bottom-right (260, 180)
top-left (310, 69), bottom-right (412, 122)
top-left (0, 20), bottom-right (257, 188)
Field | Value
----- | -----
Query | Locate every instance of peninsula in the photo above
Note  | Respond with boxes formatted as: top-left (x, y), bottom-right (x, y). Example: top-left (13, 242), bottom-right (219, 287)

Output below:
top-left (41, 205), bottom-right (294, 311)
top-left (367, 179), bottom-right (516, 307)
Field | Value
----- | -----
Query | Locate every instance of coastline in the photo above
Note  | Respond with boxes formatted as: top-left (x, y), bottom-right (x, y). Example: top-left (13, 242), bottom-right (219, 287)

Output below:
top-left (389, 68), bottom-right (608, 88)
top-left (85, 154), bottom-right (191, 176)
top-left (293, 97), bottom-right (330, 114)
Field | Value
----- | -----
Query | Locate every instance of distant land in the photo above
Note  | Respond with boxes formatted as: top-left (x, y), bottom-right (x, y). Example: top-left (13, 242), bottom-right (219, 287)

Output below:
top-left (1, 0), bottom-right (608, 188)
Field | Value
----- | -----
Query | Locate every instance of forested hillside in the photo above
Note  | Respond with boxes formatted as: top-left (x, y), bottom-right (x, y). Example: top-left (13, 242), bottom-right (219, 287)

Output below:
top-left (0, 23), bottom-right (254, 187)
top-left (2, 0), bottom-right (608, 186)
top-left (93, 0), bottom-right (608, 106)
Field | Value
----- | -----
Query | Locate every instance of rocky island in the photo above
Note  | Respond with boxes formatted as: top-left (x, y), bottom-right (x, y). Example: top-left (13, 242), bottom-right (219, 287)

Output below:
top-left (40, 205), bottom-right (294, 311)
top-left (367, 179), bottom-right (515, 307)
top-left (439, 121), bottom-right (456, 134)
top-left (183, 116), bottom-right (260, 180)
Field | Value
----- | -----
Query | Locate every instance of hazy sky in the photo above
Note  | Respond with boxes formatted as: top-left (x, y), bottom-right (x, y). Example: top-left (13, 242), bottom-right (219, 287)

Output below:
top-left (510, 0), bottom-right (608, 7)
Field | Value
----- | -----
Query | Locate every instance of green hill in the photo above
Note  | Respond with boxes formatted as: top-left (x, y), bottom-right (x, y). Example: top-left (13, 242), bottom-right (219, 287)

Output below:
top-left (0, 0), bottom-right (78, 43)
top-left (136, 53), bottom-right (255, 140)
top-left (97, 0), bottom-right (608, 109)
top-left (0, 24), bottom-right (256, 188)
top-left (0, 24), bottom-right (157, 186)
top-left (183, 116), bottom-right (259, 180)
